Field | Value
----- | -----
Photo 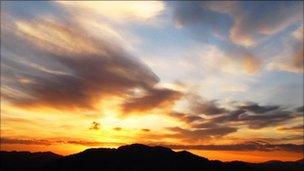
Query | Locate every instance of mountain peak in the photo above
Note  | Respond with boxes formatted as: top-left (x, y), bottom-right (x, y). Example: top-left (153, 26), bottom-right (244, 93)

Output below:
top-left (118, 143), bottom-right (174, 153)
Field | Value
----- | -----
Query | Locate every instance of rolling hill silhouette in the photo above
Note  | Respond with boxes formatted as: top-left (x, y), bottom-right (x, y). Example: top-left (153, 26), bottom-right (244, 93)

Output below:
top-left (1, 144), bottom-right (303, 171)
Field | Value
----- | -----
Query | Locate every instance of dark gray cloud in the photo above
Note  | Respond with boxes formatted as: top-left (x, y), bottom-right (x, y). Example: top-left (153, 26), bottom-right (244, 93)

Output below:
top-left (211, 109), bottom-right (245, 123)
top-left (179, 97), bottom-right (300, 131)
top-left (191, 122), bottom-right (218, 129)
top-left (187, 95), bottom-right (227, 115)
top-left (192, 101), bottom-right (227, 115)
top-left (89, 121), bottom-right (100, 130)
top-left (121, 87), bottom-right (182, 113)
top-left (211, 107), bottom-right (297, 129)
top-left (296, 106), bottom-right (304, 113)
top-left (238, 111), bottom-right (296, 129)
top-left (238, 102), bottom-right (279, 114)
top-left (168, 112), bottom-right (203, 124)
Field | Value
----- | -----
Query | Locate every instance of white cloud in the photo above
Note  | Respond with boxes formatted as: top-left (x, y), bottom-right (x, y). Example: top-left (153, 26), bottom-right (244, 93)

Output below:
top-left (266, 26), bottom-right (303, 74)
top-left (57, 1), bottom-right (164, 23)
top-left (292, 25), bottom-right (303, 41)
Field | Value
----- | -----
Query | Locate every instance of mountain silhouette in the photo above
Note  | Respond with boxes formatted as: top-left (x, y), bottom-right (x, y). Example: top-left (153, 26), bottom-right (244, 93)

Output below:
top-left (0, 151), bottom-right (62, 171)
top-left (1, 144), bottom-right (303, 171)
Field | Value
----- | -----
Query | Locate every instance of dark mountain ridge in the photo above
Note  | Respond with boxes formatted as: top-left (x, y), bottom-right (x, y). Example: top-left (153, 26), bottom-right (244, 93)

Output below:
top-left (1, 144), bottom-right (303, 171)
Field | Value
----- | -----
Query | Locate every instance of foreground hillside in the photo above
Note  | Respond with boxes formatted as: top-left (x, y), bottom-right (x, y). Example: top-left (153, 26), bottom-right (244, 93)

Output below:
top-left (1, 144), bottom-right (303, 171)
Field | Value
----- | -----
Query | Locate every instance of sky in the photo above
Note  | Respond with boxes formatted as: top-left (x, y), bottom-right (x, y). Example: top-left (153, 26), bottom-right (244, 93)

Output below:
top-left (0, 1), bottom-right (303, 162)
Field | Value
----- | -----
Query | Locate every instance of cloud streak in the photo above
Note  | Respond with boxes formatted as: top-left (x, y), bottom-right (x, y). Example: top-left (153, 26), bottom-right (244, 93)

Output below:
top-left (1, 13), bottom-right (184, 113)
top-left (165, 142), bottom-right (304, 153)
top-left (166, 126), bottom-right (237, 142)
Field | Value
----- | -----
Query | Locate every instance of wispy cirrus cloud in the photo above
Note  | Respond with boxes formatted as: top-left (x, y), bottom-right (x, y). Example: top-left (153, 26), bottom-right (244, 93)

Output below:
top-left (1, 7), bottom-right (182, 112)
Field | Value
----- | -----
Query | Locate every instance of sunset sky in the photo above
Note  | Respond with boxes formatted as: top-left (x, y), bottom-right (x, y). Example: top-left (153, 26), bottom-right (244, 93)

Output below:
top-left (1, 1), bottom-right (303, 162)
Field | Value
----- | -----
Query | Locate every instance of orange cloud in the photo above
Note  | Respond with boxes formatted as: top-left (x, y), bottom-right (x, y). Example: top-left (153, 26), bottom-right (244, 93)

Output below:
top-left (242, 55), bottom-right (261, 74)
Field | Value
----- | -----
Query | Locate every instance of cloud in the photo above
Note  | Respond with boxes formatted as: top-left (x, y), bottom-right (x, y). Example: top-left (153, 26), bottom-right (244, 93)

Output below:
top-left (267, 34), bottom-right (303, 73)
top-left (89, 122), bottom-right (100, 130)
top-left (165, 142), bottom-right (304, 153)
top-left (211, 109), bottom-right (245, 123)
top-left (141, 129), bottom-right (150, 132)
top-left (291, 41), bottom-right (304, 72)
top-left (170, 1), bottom-right (302, 47)
top-left (265, 19), bottom-right (303, 74)
top-left (237, 111), bottom-right (296, 129)
top-left (0, 137), bottom-right (124, 147)
top-left (296, 106), bottom-right (304, 113)
top-left (278, 125), bottom-right (303, 132)
top-left (168, 112), bottom-right (203, 124)
top-left (113, 127), bottom-right (122, 131)
top-left (2, 5), bottom-right (185, 114)
top-left (166, 94), bottom-right (301, 141)
top-left (167, 126), bottom-right (237, 142)
top-left (197, 45), bottom-right (261, 76)
top-left (170, 1), bottom-right (232, 36)
top-left (292, 25), bottom-right (304, 41)
top-left (241, 55), bottom-right (261, 74)
top-left (186, 94), bottom-right (227, 115)
top-left (168, 1), bottom-right (304, 76)
top-left (2, 15), bottom-right (183, 111)
top-left (121, 87), bottom-right (182, 114)
top-left (0, 138), bottom-right (51, 146)
top-left (2, 137), bottom-right (303, 153)
top-left (66, 140), bottom-right (103, 147)
top-left (229, 1), bottom-right (302, 46)
top-left (191, 122), bottom-right (218, 129)
top-left (179, 98), bottom-right (300, 131)
top-left (168, 2), bottom-right (260, 72)
top-left (57, 1), bottom-right (164, 24)
top-left (238, 102), bottom-right (279, 114)
top-left (210, 103), bottom-right (299, 129)
top-left (62, 140), bottom-right (125, 147)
